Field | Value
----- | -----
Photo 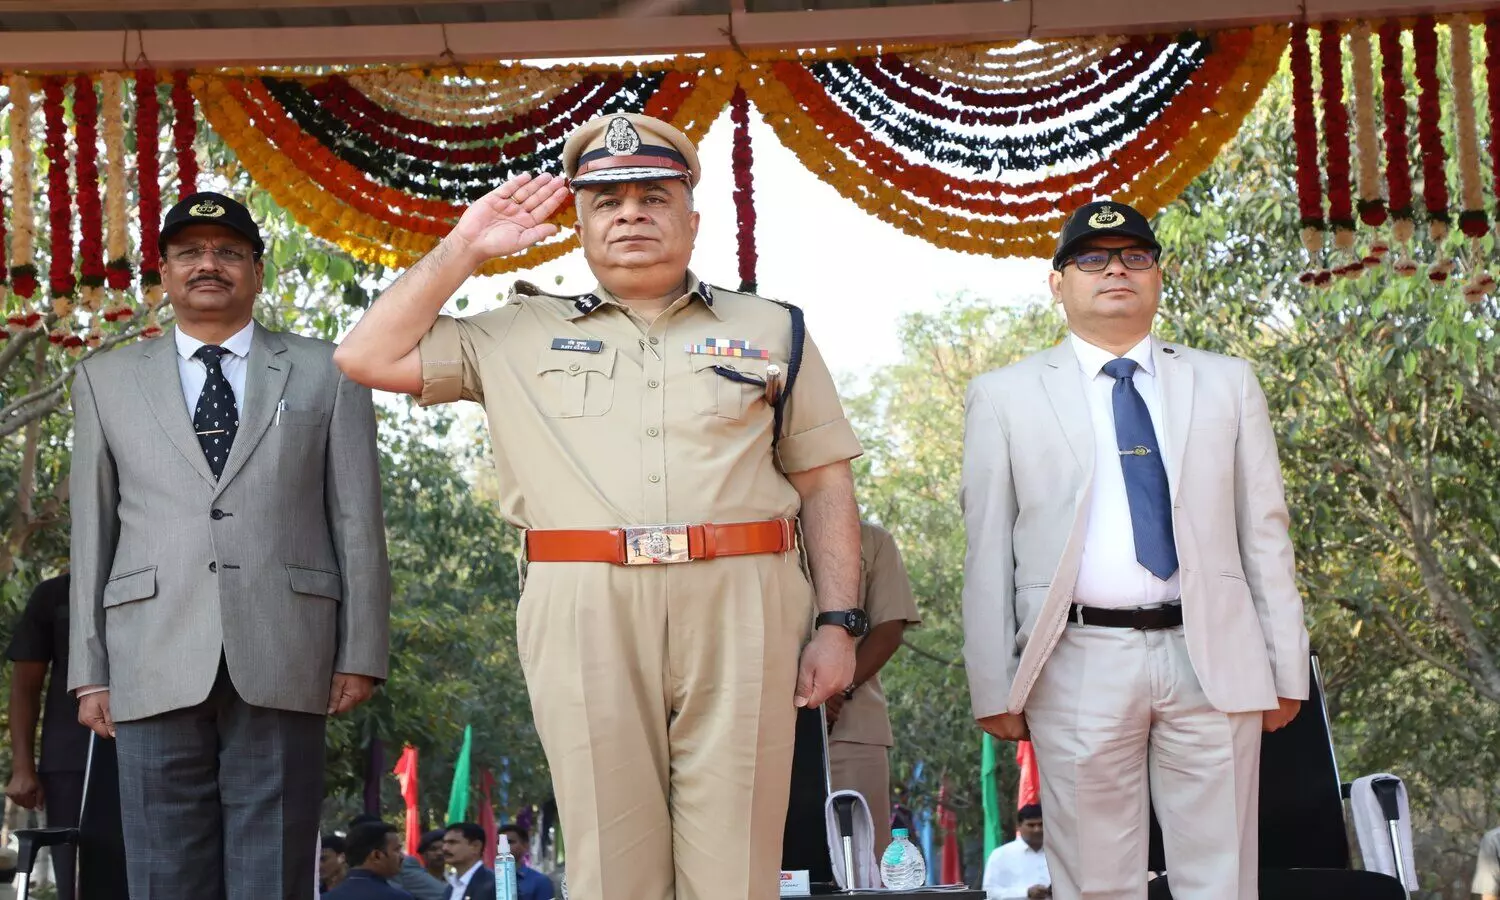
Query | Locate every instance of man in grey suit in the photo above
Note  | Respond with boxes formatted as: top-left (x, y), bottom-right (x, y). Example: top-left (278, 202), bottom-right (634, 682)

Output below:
top-left (961, 201), bottom-right (1309, 900)
top-left (69, 192), bottom-right (391, 900)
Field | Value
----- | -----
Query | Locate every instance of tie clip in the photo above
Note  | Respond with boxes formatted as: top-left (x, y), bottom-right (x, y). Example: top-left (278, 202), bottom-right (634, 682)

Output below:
top-left (196, 429), bottom-right (227, 435)
top-left (1119, 446), bottom-right (1152, 456)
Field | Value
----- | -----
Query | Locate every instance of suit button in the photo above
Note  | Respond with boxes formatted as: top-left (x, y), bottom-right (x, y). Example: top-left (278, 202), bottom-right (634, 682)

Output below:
top-left (211, 509), bottom-right (226, 520)
top-left (208, 562), bottom-right (218, 573)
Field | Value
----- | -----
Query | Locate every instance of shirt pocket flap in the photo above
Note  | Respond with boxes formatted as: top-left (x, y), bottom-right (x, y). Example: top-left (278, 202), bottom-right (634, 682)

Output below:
top-left (536, 346), bottom-right (616, 377)
top-left (103, 566), bottom-right (158, 609)
top-left (286, 565), bottom-right (343, 601)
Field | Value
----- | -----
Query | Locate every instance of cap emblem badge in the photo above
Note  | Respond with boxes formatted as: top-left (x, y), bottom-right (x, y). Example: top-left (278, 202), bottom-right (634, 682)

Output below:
top-left (190, 201), bottom-right (227, 218)
top-left (1088, 205), bottom-right (1125, 229)
top-left (605, 117), bottom-right (641, 156)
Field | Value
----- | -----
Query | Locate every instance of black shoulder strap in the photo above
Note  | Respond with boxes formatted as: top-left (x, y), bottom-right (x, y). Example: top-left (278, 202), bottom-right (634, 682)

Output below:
top-left (772, 301), bottom-right (806, 447)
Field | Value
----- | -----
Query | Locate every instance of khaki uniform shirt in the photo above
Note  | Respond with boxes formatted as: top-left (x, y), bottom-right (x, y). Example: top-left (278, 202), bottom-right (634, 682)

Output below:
top-left (1475, 826), bottom-right (1500, 895)
top-left (829, 522), bottom-right (922, 747)
top-left (416, 272), bottom-right (862, 530)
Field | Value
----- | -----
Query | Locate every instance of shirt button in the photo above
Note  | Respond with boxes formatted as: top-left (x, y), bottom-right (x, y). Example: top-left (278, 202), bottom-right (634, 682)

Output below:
top-left (568, 363), bottom-right (581, 372)
top-left (210, 509), bottom-right (226, 520)
top-left (648, 379), bottom-right (659, 388)
top-left (647, 427), bottom-right (659, 437)
top-left (648, 337), bottom-right (659, 345)
top-left (648, 474), bottom-right (661, 483)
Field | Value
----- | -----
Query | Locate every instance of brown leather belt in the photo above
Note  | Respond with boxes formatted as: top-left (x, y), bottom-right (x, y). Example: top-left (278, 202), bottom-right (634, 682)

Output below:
top-left (525, 517), bottom-right (798, 566)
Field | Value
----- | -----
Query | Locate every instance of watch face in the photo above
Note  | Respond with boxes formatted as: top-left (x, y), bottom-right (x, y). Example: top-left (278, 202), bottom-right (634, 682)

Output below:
top-left (846, 608), bottom-right (870, 637)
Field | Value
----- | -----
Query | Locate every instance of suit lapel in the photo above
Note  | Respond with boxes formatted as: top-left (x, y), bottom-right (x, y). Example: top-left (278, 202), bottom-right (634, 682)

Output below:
top-left (1039, 342), bottom-right (1094, 473)
top-left (1154, 340), bottom-right (1193, 500)
top-left (212, 323), bottom-right (290, 497)
top-left (136, 329), bottom-right (218, 487)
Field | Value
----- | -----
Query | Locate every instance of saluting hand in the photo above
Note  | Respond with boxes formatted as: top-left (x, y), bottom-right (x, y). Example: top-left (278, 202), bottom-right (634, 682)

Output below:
top-left (450, 174), bottom-right (572, 262)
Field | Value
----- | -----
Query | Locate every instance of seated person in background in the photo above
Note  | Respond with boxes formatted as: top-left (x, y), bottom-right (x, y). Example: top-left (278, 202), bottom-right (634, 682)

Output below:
top-left (500, 824), bottom-right (554, 900)
top-left (982, 804), bottom-right (1051, 900)
top-left (322, 833), bottom-right (349, 893)
top-left (326, 822), bottom-right (414, 900)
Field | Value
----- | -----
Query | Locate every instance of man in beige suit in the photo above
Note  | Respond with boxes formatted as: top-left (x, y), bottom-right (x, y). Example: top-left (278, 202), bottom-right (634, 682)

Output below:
top-left (960, 201), bottom-right (1308, 900)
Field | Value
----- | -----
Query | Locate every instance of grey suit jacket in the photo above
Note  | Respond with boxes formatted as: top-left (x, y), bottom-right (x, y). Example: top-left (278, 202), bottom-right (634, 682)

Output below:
top-left (68, 323), bottom-right (391, 722)
top-left (960, 339), bottom-right (1309, 719)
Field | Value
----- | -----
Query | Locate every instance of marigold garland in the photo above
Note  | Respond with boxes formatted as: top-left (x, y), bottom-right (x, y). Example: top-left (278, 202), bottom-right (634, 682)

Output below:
top-left (42, 77), bottom-right (76, 303)
top-left (1290, 23), bottom-right (1324, 254)
top-left (101, 72), bottom-right (133, 294)
top-left (1411, 16), bottom-right (1449, 239)
top-left (137, 69), bottom-right (164, 305)
top-left (75, 74), bottom-right (107, 312)
top-left (1319, 23), bottom-right (1354, 246)
top-left (1349, 23), bottom-right (1386, 227)
top-left (1379, 20), bottom-right (1416, 244)
top-left (731, 87), bottom-right (757, 293)
top-left (172, 70), bottom-right (199, 199)
top-left (1488, 14), bottom-right (1500, 225)
top-left (1449, 15), bottom-right (1487, 240)
top-left (8, 75), bottom-right (38, 300)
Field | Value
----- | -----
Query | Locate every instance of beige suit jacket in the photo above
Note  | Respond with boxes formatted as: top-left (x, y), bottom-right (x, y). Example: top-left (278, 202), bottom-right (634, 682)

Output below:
top-left (68, 324), bottom-right (392, 721)
top-left (960, 339), bottom-right (1308, 719)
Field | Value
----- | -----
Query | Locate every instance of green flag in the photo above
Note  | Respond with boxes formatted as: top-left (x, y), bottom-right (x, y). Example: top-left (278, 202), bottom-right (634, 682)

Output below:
top-left (446, 725), bottom-right (473, 824)
top-left (981, 732), bottom-right (1001, 858)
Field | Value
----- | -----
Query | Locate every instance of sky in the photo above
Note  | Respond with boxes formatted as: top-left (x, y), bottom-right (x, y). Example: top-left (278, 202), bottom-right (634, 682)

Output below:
top-left (446, 110), bottom-right (1057, 384)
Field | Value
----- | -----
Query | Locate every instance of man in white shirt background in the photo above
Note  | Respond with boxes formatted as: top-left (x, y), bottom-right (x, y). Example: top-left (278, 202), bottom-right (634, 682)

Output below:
top-left (982, 804), bottom-right (1050, 900)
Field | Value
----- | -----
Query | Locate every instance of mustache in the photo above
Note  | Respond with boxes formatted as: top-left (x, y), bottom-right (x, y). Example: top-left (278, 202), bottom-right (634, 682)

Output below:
top-left (189, 275), bottom-right (232, 287)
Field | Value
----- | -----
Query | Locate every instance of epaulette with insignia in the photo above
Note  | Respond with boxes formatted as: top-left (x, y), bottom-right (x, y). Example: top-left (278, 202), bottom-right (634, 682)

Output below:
top-left (508, 281), bottom-right (604, 316)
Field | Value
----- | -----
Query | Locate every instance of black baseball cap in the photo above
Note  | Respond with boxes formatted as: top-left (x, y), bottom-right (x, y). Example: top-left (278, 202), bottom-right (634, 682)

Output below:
top-left (418, 829), bottom-right (446, 853)
top-left (159, 191), bottom-right (264, 258)
top-left (1052, 200), bottom-right (1161, 270)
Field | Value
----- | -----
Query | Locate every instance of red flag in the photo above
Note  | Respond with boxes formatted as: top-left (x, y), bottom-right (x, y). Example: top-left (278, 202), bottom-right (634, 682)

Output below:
top-left (1016, 741), bottom-right (1041, 811)
top-left (392, 745), bottom-right (421, 856)
top-left (479, 768), bottom-right (499, 867)
top-left (938, 781), bottom-right (961, 885)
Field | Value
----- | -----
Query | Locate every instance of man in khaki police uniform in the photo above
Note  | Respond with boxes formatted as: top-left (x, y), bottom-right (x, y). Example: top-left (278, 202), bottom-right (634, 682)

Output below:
top-left (334, 113), bottom-right (865, 900)
top-left (824, 521), bottom-right (920, 848)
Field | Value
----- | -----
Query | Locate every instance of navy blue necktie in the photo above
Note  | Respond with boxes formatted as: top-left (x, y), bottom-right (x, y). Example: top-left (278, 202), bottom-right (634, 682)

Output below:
top-left (1102, 358), bottom-right (1179, 580)
top-left (192, 345), bottom-right (239, 479)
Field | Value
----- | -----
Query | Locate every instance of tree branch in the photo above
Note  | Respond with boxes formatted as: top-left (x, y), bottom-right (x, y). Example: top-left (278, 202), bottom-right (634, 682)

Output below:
top-left (901, 637), bottom-right (963, 668)
top-left (1365, 600), bottom-right (1500, 703)
top-left (0, 325), bottom-right (148, 438)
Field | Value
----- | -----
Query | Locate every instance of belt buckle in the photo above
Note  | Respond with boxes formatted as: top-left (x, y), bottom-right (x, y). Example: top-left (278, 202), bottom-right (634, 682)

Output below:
top-left (623, 524), bottom-right (690, 565)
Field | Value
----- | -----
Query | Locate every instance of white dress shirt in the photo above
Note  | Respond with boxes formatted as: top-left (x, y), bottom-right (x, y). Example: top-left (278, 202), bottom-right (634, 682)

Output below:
top-left (1069, 333), bottom-right (1181, 609)
top-left (982, 838), bottom-right (1051, 899)
top-left (175, 320), bottom-right (254, 416)
top-left (448, 861), bottom-right (482, 895)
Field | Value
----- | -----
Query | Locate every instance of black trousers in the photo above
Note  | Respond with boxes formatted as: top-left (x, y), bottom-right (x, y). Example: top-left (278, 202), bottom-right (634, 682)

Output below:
top-left (113, 662), bottom-right (326, 900)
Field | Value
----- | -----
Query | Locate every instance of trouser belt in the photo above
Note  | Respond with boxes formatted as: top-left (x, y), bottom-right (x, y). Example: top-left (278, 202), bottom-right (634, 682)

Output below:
top-left (1070, 602), bottom-right (1183, 630)
top-left (524, 517), bottom-right (797, 566)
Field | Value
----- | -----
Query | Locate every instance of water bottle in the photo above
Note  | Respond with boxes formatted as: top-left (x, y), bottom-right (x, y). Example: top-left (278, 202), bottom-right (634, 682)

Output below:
top-left (495, 841), bottom-right (518, 900)
top-left (880, 827), bottom-right (927, 889)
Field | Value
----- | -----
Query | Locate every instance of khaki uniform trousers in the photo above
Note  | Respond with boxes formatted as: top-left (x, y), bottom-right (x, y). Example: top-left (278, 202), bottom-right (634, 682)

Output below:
top-left (828, 742), bottom-right (893, 849)
top-left (517, 553), bottom-right (812, 900)
top-left (1023, 623), bottom-right (1262, 900)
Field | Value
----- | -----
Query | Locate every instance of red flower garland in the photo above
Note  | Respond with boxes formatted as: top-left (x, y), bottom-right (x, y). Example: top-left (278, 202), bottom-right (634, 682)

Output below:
top-left (172, 70), bottom-right (199, 199)
top-left (137, 69), bottom-right (163, 290)
top-left (731, 87), bottom-right (757, 294)
top-left (1319, 23), bottom-right (1354, 231)
top-left (1290, 23), bottom-right (1324, 231)
top-left (1411, 16), bottom-right (1449, 233)
top-left (74, 74), bottom-right (106, 298)
top-left (42, 77), bottom-right (75, 299)
top-left (1489, 14), bottom-right (1500, 224)
top-left (1378, 20), bottom-right (1414, 223)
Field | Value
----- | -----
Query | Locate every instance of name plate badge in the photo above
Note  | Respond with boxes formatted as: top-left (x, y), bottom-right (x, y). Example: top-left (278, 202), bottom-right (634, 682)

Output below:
top-left (778, 871), bottom-right (811, 897)
top-left (551, 338), bottom-right (603, 353)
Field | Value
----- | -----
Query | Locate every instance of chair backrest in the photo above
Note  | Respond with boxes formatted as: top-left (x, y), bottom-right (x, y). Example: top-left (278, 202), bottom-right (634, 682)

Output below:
top-left (1149, 653), bottom-right (1350, 872)
top-left (782, 706), bottom-right (836, 882)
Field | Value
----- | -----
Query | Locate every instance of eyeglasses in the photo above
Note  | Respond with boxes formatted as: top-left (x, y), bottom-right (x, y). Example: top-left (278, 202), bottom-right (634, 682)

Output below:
top-left (167, 246), bottom-right (253, 266)
top-left (1061, 247), bottom-right (1160, 273)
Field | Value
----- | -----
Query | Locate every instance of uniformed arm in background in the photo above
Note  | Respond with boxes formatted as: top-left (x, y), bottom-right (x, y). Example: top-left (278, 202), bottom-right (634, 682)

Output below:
top-left (6, 659), bottom-right (47, 809)
top-left (324, 371), bottom-right (393, 715)
top-left (1233, 360), bottom-right (1309, 732)
top-left (334, 175), bottom-right (571, 394)
top-left (68, 362), bottom-right (121, 739)
top-left (960, 375), bottom-right (1028, 742)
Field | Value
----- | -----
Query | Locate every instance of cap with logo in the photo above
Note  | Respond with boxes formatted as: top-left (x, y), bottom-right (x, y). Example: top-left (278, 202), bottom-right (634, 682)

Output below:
top-left (159, 191), bottom-right (265, 258)
top-left (561, 113), bottom-right (702, 188)
top-left (1052, 200), bottom-right (1161, 270)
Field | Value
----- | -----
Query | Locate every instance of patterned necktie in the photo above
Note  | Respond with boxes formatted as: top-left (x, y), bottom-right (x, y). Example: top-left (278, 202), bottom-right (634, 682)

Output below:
top-left (1101, 358), bottom-right (1179, 580)
top-left (192, 345), bottom-right (239, 479)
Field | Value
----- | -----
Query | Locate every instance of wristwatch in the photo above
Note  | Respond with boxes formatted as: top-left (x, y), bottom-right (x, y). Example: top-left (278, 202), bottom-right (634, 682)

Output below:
top-left (815, 608), bottom-right (870, 638)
